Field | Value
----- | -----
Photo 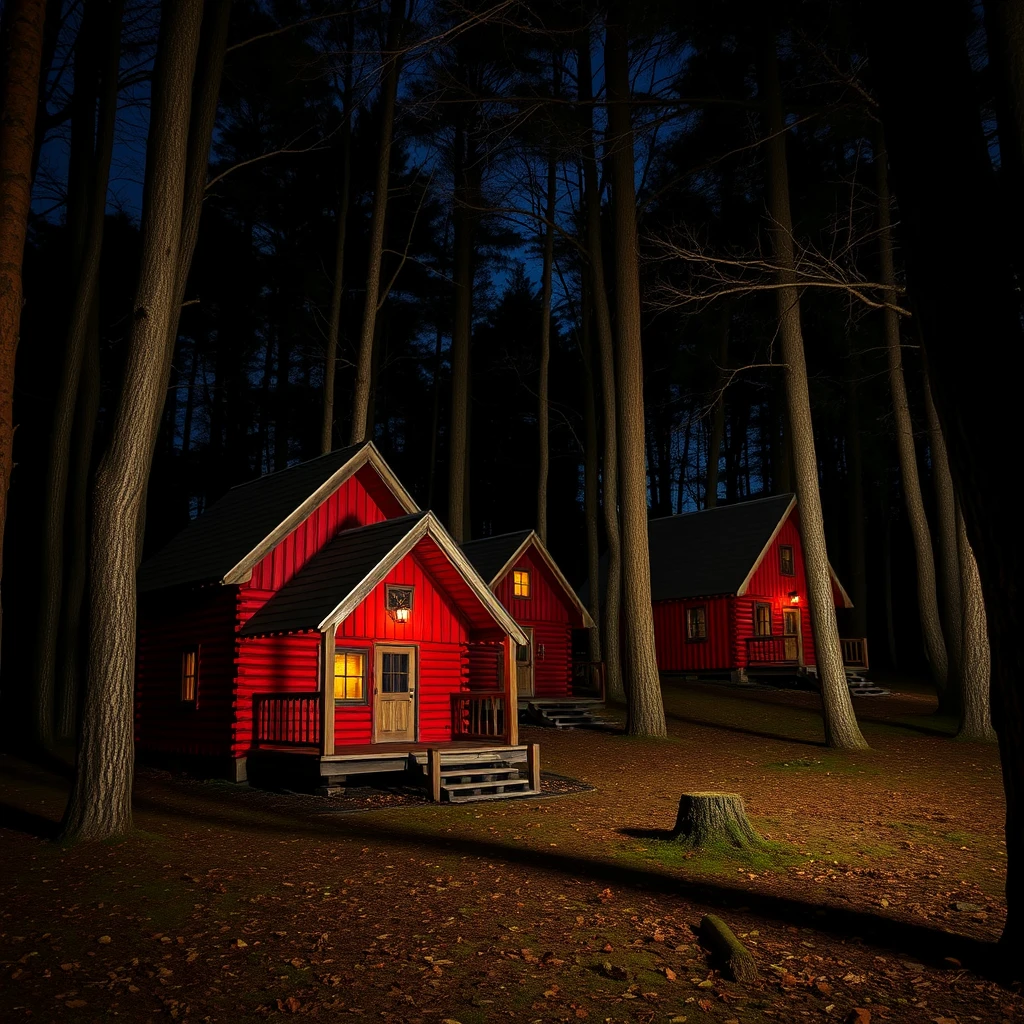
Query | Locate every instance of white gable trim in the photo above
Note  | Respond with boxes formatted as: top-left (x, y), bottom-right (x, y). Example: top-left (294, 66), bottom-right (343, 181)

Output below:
top-left (489, 532), bottom-right (596, 629)
top-left (318, 513), bottom-right (528, 645)
top-left (735, 495), bottom-right (798, 596)
top-left (221, 442), bottom-right (419, 585)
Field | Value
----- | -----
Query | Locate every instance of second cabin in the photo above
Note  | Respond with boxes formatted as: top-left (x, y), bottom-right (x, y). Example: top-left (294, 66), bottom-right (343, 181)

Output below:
top-left (643, 493), bottom-right (866, 682)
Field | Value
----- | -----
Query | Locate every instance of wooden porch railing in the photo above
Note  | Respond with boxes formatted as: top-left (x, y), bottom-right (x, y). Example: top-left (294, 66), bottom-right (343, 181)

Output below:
top-left (571, 660), bottom-right (606, 700)
top-left (746, 636), bottom-right (799, 665)
top-left (253, 692), bottom-right (321, 748)
top-left (840, 637), bottom-right (869, 670)
top-left (451, 692), bottom-right (508, 741)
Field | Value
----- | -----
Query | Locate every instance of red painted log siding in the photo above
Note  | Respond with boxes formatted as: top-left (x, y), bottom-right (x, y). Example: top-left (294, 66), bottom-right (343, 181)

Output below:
top-left (333, 549), bottom-right (472, 745)
top-left (244, 472), bottom-right (390, 596)
top-left (233, 630), bottom-right (321, 754)
top-left (492, 545), bottom-right (577, 698)
top-left (467, 641), bottom-right (503, 690)
top-left (136, 586), bottom-right (239, 756)
top-left (742, 514), bottom-right (817, 666)
top-left (652, 597), bottom-right (733, 673)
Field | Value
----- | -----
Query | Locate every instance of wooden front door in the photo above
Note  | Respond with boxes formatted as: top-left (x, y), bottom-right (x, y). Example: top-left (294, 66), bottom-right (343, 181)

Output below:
top-left (516, 627), bottom-right (535, 697)
top-left (782, 608), bottom-right (801, 664)
top-left (374, 646), bottom-right (417, 743)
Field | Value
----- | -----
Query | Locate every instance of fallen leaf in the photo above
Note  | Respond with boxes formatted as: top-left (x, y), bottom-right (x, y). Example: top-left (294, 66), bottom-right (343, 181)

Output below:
top-left (276, 996), bottom-right (301, 1013)
top-left (98, 936), bottom-right (111, 945)
top-left (846, 1010), bottom-right (871, 1024)
top-left (65, 1000), bottom-right (87, 1009)
top-left (664, 967), bottom-right (678, 981)
top-left (698, 998), bottom-right (713, 1011)
top-left (234, 938), bottom-right (248, 949)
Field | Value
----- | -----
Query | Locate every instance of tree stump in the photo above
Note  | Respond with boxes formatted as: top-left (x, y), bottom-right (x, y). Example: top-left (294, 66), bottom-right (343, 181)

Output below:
top-left (699, 914), bottom-right (759, 982)
top-left (672, 792), bottom-right (763, 849)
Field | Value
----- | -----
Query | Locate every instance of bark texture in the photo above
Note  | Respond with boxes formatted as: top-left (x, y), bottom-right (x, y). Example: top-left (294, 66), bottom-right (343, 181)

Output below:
top-left (536, 144), bottom-right (556, 543)
top-left (761, 43), bottom-right (867, 750)
top-left (581, 298), bottom-right (602, 663)
top-left (923, 368), bottom-right (962, 700)
top-left (673, 792), bottom-right (763, 849)
top-left (349, 0), bottom-right (404, 445)
top-left (605, 10), bottom-right (664, 734)
top-left (60, 0), bottom-right (205, 843)
top-left (577, 27), bottom-right (623, 702)
top-left (33, 0), bottom-right (123, 748)
top-left (877, 137), bottom-right (949, 694)
top-left (320, 13), bottom-right (354, 454)
top-left (0, 0), bottom-right (48, 670)
top-left (956, 503), bottom-right (995, 743)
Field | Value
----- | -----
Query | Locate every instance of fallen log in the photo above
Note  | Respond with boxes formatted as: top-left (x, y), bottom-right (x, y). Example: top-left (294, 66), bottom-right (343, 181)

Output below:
top-left (699, 913), bottom-right (759, 982)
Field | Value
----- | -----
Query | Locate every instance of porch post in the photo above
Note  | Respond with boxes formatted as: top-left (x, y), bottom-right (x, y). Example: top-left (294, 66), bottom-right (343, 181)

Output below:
top-left (321, 627), bottom-right (336, 756)
top-left (506, 635), bottom-right (518, 745)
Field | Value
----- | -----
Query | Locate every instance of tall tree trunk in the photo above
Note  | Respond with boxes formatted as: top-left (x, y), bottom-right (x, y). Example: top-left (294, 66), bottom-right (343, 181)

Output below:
top-left (59, 0), bottom-right (205, 843)
top-left (0, 0), bottom-right (48, 671)
top-left (581, 292), bottom-right (602, 663)
top-left (537, 140), bottom-right (556, 543)
top-left (577, 25), bottom-right (623, 702)
top-left (705, 305), bottom-right (729, 508)
top-left (349, 0), bottom-right (404, 445)
top-left (876, 134), bottom-right (949, 696)
top-left (56, 295), bottom-right (101, 740)
top-left (32, 0), bottom-right (123, 748)
top-left (923, 366), bottom-right (962, 706)
top-left (427, 320), bottom-right (443, 509)
top-left (845, 344), bottom-right (868, 637)
top-left (605, 9), bottom-right (665, 737)
top-left (761, 41), bottom-right (866, 750)
top-left (447, 108), bottom-right (478, 542)
top-left (955, 501), bottom-right (994, 742)
top-left (320, 13), bottom-right (354, 454)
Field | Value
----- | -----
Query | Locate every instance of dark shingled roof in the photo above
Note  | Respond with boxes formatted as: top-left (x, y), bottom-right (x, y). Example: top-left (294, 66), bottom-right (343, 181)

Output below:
top-left (460, 530), bottom-right (532, 584)
top-left (582, 493), bottom-right (795, 603)
top-left (647, 493), bottom-right (795, 600)
top-left (240, 513), bottom-right (428, 636)
top-left (138, 443), bottom-right (368, 593)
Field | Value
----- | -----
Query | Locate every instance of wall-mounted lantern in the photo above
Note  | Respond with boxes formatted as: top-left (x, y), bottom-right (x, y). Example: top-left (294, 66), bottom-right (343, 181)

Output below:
top-left (788, 590), bottom-right (800, 605)
top-left (385, 584), bottom-right (414, 623)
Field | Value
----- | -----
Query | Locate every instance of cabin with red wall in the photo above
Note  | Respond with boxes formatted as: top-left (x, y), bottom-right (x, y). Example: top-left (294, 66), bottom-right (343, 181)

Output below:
top-left (461, 531), bottom-right (598, 701)
top-left (633, 494), bottom-right (856, 681)
top-left (136, 443), bottom-right (536, 800)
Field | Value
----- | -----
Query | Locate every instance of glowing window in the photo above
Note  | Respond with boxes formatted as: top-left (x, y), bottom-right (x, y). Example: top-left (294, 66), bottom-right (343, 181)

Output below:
top-left (513, 569), bottom-right (531, 598)
top-left (754, 602), bottom-right (772, 637)
top-left (334, 650), bottom-right (367, 703)
top-left (181, 648), bottom-right (198, 703)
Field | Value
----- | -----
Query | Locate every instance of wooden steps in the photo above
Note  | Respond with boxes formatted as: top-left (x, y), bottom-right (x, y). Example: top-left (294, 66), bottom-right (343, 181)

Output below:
top-left (411, 748), bottom-right (540, 804)
top-left (845, 670), bottom-right (890, 697)
top-left (524, 700), bottom-right (618, 731)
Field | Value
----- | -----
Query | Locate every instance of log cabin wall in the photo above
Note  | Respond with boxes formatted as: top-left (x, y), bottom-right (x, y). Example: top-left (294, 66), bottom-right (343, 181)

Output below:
top-left (651, 596), bottom-right (733, 673)
top-left (136, 585), bottom-right (240, 757)
top-left (492, 545), bottom-right (575, 698)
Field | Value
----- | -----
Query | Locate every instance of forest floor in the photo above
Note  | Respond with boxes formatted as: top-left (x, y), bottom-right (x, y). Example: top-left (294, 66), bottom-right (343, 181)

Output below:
top-left (0, 677), bottom-right (1018, 1024)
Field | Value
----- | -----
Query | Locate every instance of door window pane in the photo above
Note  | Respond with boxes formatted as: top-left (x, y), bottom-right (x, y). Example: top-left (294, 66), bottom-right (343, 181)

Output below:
top-left (381, 652), bottom-right (410, 693)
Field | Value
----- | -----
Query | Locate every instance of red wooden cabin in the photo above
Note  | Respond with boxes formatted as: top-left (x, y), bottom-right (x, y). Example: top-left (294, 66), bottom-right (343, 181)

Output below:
top-left (641, 494), bottom-right (864, 681)
top-left (461, 531), bottom-right (600, 707)
top-left (136, 443), bottom-right (538, 801)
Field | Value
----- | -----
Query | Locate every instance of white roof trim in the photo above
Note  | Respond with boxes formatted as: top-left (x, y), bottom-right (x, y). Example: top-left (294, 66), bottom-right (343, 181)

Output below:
top-left (735, 495), bottom-right (798, 596)
top-left (489, 531), bottom-right (596, 629)
top-left (221, 442), bottom-right (419, 586)
top-left (829, 563), bottom-right (855, 609)
top-left (318, 512), bottom-right (528, 646)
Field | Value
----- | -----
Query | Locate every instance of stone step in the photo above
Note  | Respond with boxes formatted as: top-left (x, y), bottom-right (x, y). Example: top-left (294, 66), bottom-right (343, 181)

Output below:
top-left (446, 787), bottom-right (541, 804)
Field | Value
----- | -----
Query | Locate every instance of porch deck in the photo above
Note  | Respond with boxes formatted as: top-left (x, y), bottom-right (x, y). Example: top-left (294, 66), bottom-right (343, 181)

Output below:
top-left (746, 636), bottom-right (869, 670)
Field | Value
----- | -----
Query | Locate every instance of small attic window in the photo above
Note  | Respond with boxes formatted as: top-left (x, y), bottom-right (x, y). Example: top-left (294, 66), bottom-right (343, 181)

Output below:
top-left (513, 569), bottom-right (531, 598)
top-left (780, 545), bottom-right (795, 576)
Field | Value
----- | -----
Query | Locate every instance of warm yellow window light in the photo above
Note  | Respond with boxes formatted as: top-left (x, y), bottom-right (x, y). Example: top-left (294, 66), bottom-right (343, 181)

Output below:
top-left (513, 569), bottom-right (530, 598)
top-left (334, 650), bottom-right (366, 702)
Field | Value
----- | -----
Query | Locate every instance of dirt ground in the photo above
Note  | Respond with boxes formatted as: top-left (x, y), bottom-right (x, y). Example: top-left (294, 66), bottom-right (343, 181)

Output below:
top-left (1, 678), bottom-right (1019, 1024)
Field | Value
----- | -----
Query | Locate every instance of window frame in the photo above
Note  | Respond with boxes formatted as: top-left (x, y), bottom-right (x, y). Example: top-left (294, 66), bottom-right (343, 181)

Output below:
top-left (685, 604), bottom-right (708, 642)
top-left (181, 646), bottom-right (199, 706)
top-left (754, 602), bottom-right (773, 637)
top-left (512, 568), bottom-right (531, 599)
top-left (333, 647), bottom-right (369, 706)
top-left (779, 544), bottom-right (795, 577)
